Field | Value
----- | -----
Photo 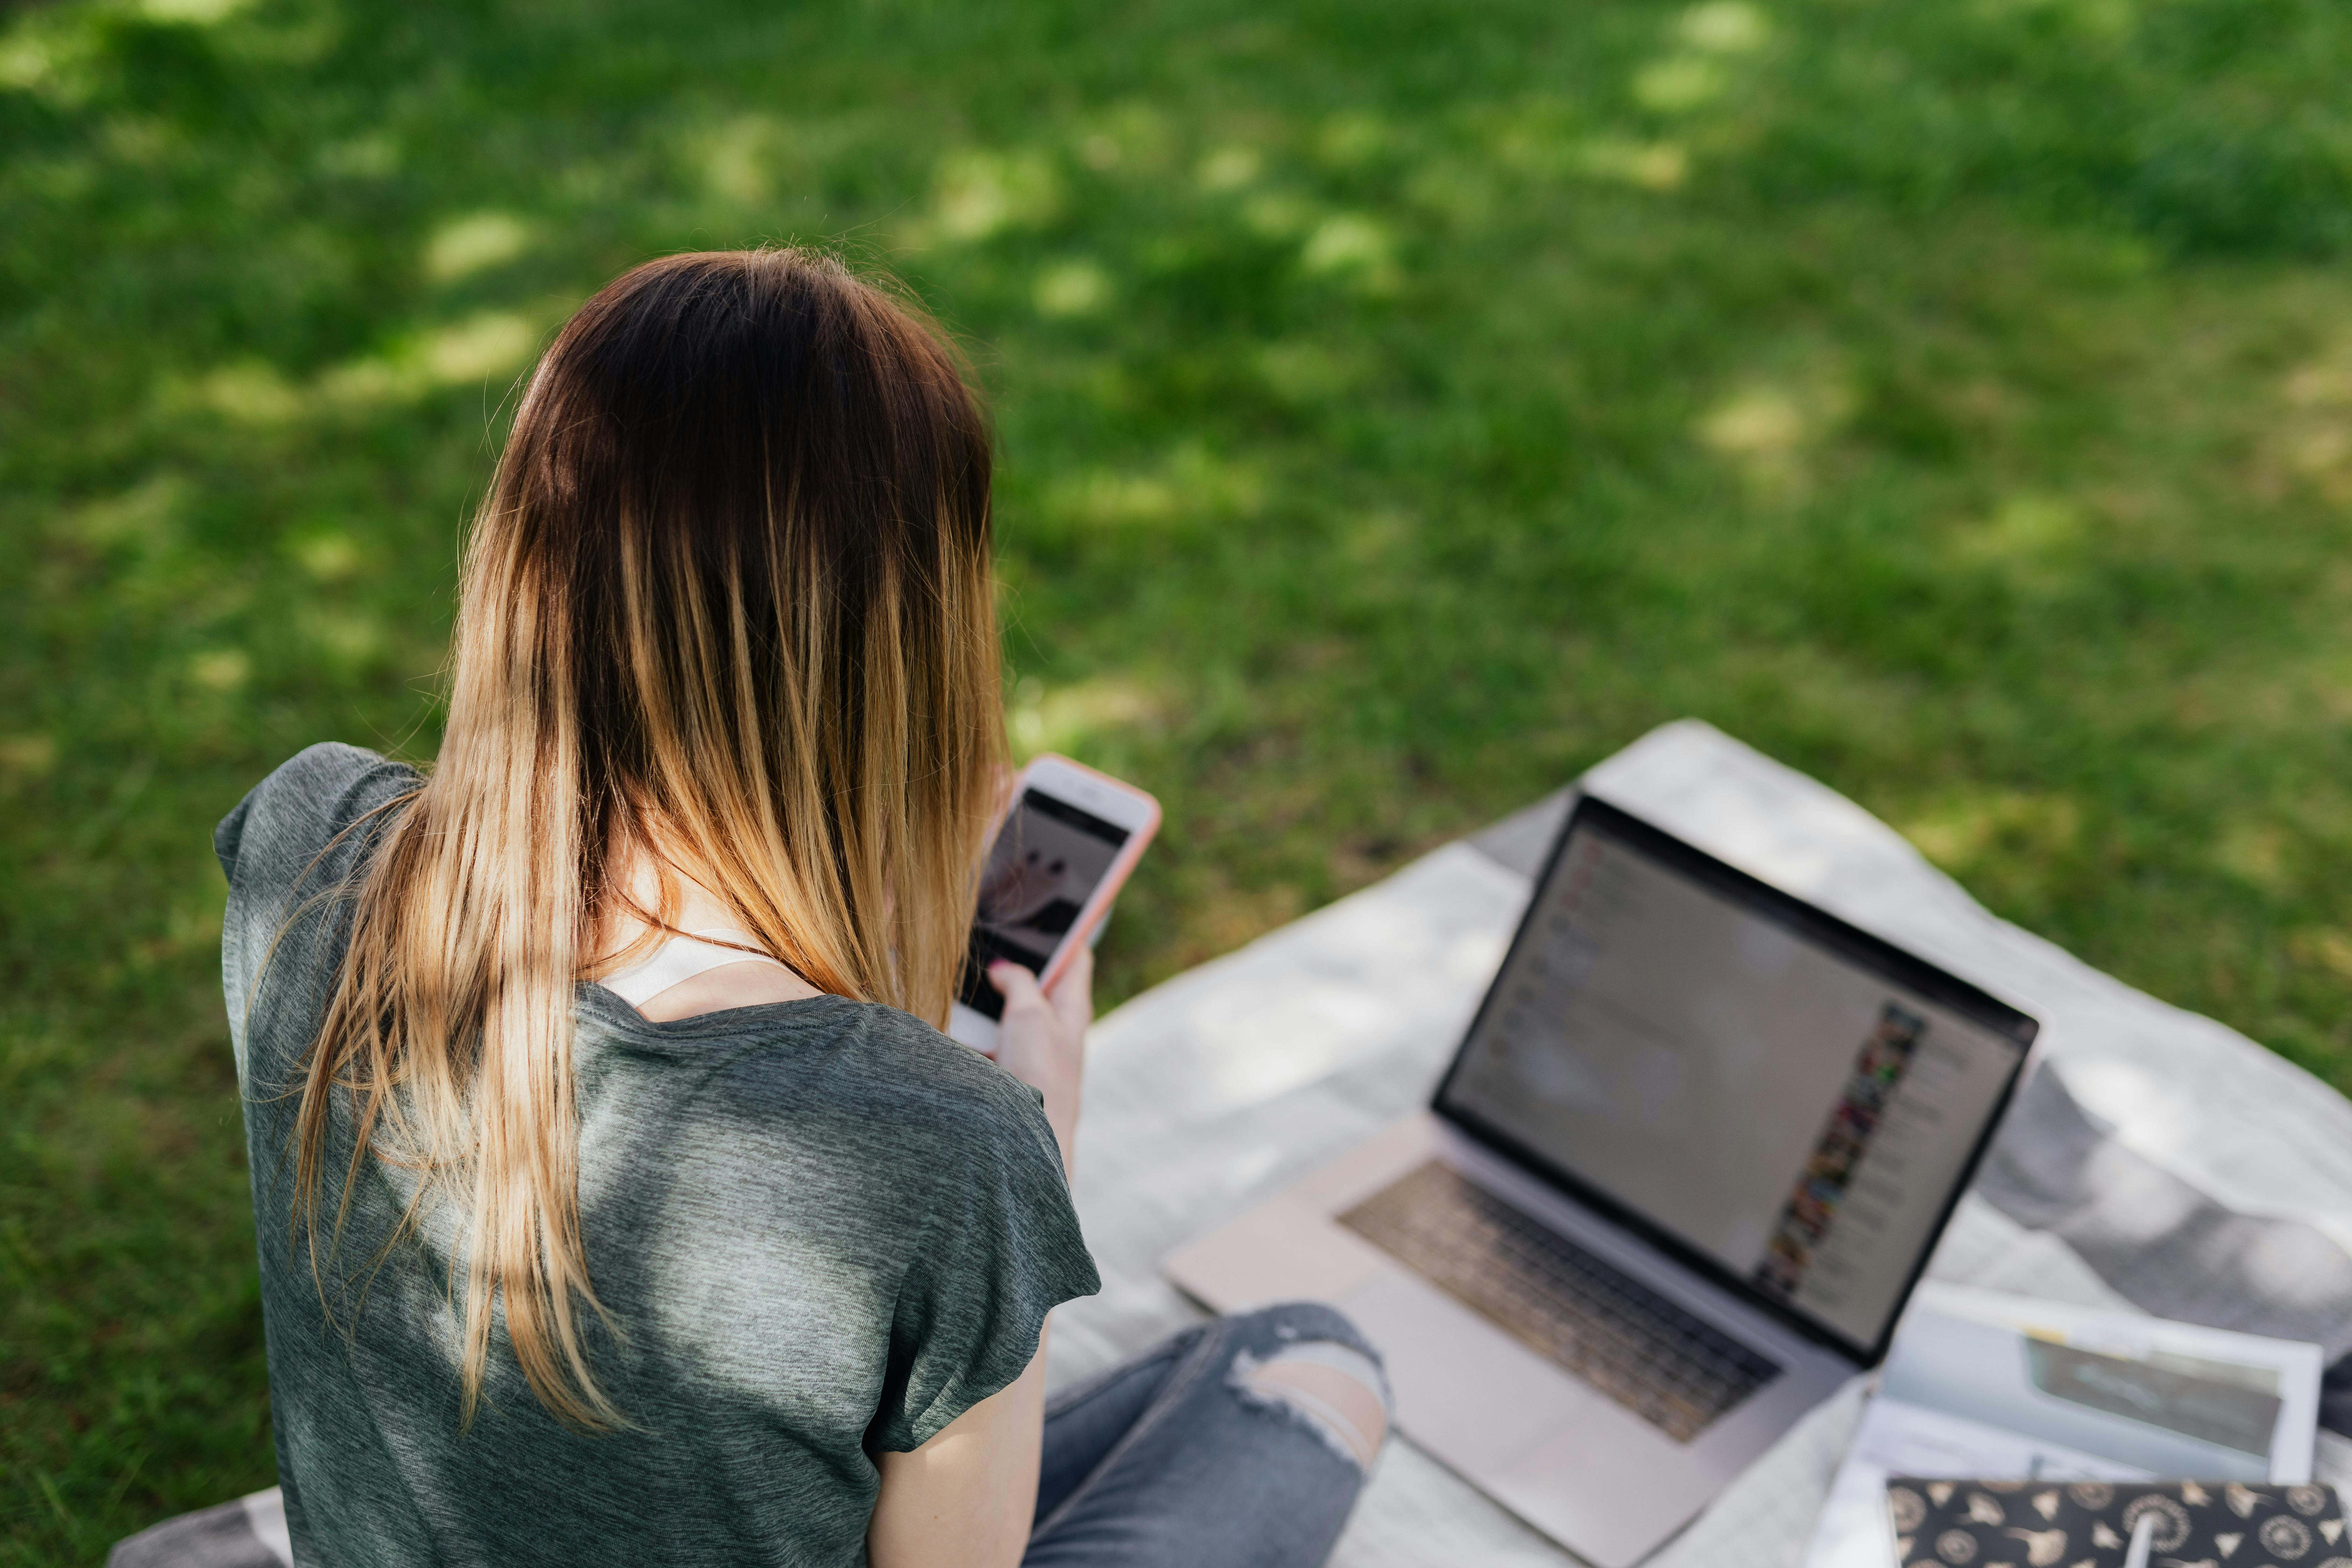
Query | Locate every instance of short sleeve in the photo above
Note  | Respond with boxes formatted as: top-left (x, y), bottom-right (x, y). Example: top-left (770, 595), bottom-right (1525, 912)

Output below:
top-left (215, 792), bottom-right (254, 883)
top-left (868, 1084), bottom-right (1101, 1452)
top-left (215, 744), bottom-right (419, 1058)
top-left (215, 742), bottom-right (413, 897)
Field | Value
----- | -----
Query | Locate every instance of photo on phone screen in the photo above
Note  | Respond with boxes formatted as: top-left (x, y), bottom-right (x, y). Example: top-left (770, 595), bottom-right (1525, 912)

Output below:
top-left (956, 790), bottom-right (1133, 1020)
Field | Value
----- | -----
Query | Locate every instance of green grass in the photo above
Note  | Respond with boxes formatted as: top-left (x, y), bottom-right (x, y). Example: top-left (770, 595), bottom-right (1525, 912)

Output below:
top-left (7, 0), bottom-right (2352, 1557)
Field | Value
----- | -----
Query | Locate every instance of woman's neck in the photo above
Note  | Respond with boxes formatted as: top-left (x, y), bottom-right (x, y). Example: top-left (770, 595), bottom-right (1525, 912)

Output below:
top-left (597, 845), bottom-right (822, 1020)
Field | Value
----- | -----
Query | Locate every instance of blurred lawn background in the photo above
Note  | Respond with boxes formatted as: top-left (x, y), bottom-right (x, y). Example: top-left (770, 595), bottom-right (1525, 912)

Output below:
top-left (7, 0), bottom-right (2352, 1558)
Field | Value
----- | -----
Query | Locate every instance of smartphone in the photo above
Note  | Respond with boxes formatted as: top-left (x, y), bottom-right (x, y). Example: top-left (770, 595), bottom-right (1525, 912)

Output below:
top-left (947, 754), bottom-right (1161, 1054)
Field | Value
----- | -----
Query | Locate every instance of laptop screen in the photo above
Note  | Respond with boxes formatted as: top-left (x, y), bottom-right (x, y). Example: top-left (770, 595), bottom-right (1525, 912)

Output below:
top-left (1436, 797), bottom-right (2035, 1361)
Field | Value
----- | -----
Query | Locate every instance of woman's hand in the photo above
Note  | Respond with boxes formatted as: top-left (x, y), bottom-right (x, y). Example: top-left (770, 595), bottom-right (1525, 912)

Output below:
top-left (987, 946), bottom-right (1090, 1179)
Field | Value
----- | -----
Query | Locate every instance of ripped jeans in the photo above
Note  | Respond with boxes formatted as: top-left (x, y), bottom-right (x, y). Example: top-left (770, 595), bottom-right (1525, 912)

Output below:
top-left (1025, 1303), bottom-right (1391, 1568)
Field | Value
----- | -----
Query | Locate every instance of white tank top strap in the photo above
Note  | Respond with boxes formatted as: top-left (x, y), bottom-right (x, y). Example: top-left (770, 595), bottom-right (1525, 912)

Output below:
top-left (598, 926), bottom-right (793, 1007)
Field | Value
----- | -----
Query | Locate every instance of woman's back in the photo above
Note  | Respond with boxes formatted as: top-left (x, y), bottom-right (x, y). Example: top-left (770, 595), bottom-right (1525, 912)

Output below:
top-left (220, 743), bottom-right (1095, 1568)
top-left (206, 249), bottom-right (1385, 1568)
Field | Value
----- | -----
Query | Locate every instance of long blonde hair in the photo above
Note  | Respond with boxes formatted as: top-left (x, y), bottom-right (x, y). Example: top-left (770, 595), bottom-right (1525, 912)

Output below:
top-left (292, 250), bottom-right (1005, 1427)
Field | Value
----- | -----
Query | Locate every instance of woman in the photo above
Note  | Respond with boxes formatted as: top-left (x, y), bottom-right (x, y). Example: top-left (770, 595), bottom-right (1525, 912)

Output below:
top-left (215, 250), bottom-right (1390, 1568)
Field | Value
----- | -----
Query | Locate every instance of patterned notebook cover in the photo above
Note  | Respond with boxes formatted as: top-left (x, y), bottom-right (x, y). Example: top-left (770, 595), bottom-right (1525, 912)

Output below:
top-left (1885, 1478), bottom-right (2345, 1567)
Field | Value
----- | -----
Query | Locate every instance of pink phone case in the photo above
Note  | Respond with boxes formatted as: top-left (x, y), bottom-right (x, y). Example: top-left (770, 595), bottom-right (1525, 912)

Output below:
top-left (1003, 754), bottom-right (1161, 992)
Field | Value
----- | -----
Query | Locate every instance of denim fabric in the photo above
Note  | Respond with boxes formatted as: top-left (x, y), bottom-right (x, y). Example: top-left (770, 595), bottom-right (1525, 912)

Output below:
top-left (1027, 1304), bottom-right (1386, 1568)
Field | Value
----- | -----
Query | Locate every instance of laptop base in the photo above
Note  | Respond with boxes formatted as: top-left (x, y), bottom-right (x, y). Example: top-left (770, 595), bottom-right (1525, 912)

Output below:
top-left (1166, 1113), bottom-right (1854, 1568)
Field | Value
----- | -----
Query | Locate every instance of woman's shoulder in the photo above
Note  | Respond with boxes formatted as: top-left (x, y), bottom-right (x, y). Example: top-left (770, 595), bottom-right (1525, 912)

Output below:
top-left (215, 743), bottom-right (420, 894)
top-left (686, 996), bottom-right (1060, 1166)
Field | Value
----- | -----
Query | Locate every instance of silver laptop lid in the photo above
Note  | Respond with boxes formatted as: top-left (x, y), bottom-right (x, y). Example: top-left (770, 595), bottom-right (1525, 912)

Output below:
top-left (1434, 794), bottom-right (2037, 1366)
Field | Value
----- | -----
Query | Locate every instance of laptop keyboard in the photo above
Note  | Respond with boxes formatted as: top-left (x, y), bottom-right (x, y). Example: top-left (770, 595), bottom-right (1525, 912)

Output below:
top-left (1338, 1161), bottom-right (1782, 1443)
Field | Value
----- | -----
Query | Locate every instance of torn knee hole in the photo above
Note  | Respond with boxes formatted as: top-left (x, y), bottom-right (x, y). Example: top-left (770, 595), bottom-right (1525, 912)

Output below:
top-left (1228, 1342), bottom-right (1391, 1471)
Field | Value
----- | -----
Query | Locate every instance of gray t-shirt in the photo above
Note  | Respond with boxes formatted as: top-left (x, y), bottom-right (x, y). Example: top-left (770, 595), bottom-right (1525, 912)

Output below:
top-left (216, 744), bottom-right (1099, 1568)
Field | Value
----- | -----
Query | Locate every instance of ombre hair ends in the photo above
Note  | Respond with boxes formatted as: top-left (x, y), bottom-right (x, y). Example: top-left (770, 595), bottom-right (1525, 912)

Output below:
top-left (290, 250), bottom-right (1007, 1428)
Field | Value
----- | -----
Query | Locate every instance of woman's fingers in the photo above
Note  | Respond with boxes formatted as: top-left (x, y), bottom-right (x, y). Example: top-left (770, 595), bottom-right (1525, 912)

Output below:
top-left (1045, 943), bottom-right (1093, 1040)
top-left (986, 957), bottom-right (1049, 1013)
top-left (986, 955), bottom-right (1085, 1176)
top-left (985, 948), bottom-right (1091, 1038)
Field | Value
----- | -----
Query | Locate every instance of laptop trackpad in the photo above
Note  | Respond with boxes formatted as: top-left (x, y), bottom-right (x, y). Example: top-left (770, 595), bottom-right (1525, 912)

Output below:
top-left (1337, 1268), bottom-right (1590, 1476)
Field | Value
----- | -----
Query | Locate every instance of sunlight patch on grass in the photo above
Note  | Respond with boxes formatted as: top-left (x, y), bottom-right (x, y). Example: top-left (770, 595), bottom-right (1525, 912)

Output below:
top-left (1577, 137), bottom-right (1689, 191)
top-left (1903, 790), bottom-right (2083, 873)
top-left (1697, 368), bottom-right (1853, 493)
top-left (2277, 337), bottom-right (2352, 503)
top-left (1052, 470), bottom-right (1179, 525)
top-left (1197, 144), bottom-right (1263, 192)
top-left (1315, 112), bottom-right (1390, 169)
top-left (285, 526), bottom-right (363, 582)
top-left (2288, 927), bottom-right (2352, 982)
top-left (1033, 258), bottom-right (1112, 319)
top-left (1300, 213), bottom-right (1399, 292)
top-left (2216, 820), bottom-right (2293, 893)
top-left (1680, 2), bottom-right (1772, 53)
top-left (1701, 387), bottom-right (1804, 451)
top-left (1633, 56), bottom-right (1728, 114)
top-left (2283, 345), bottom-right (2352, 411)
top-left (298, 607), bottom-right (386, 668)
top-left (1241, 190), bottom-right (1316, 240)
top-left (419, 311), bottom-right (538, 383)
top-left (1072, 102), bottom-right (1175, 178)
top-left (66, 476), bottom-right (186, 550)
top-left (2283, 427), bottom-right (2352, 500)
top-left (187, 649), bottom-right (250, 693)
top-left (1956, 495), bottom-right (2084, 568)
top-left (320, 310), bottom-right (543, 405)
top-left (190, 362), bottom-right (303, 425)
top-left (0, 30), bottom-right (54, 92)
top-left (317, 132), bottom-right (400, 179)
top-left (931, 148), bottom-right (1062, 243)
top-left (1636, 5), bottom-right (1770, 123)
top-left (0, 733), bottom-right (58, 785)
top-left (696, 114), bottom-right (788, 208)
top-left (140, 0), bottom-right (254, 23)
top-left (1010, 675), bottom-right (1161, 757)
top-left (424, 212), bottom-right (534, 282)
top-left (0, 13), bottom-right (100, 106)
top-left (1045, 446), bottom-right (1266, 531)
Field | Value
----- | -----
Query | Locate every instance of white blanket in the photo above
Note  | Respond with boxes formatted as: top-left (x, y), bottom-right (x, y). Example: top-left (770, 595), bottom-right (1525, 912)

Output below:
top-left (1049, 719), bottom-right (2352, 1566)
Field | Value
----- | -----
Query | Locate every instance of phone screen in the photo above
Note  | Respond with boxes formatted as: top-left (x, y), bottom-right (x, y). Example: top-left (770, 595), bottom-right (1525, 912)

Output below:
top-left (956, 788), bottom-right (1133, 1020)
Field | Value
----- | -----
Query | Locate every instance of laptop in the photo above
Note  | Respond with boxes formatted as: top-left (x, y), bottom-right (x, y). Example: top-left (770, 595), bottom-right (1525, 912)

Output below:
top-left (1165, 794), bottom-right (2038, 1566)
